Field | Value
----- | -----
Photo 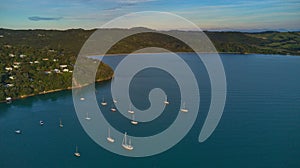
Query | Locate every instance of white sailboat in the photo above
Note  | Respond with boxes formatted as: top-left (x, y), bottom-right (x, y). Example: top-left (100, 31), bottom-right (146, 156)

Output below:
top-left (130, 114), bottom-right (138, 125)
top-left (6, 97), bottom-right (12, 104)
top-left (106, 127), bottom-right (115, 143)
top-left (80, 97), bottom-right (85, 101)
top-left (74, 145), bottom-right (81, 157)
top-left (128, 104), bottom-right (134, 114)
top-left (122, 132), bottom-right (133, 150)
top-left (85, 112), bottom-right (91, 120)
top-left (59, 118), bottom-right (64, 128)
top-left (39, 120), bottom-right (44, 125)
top-left (110, 104), bottom-right (117, 112)
top-left (101, 97), bottom-right (107, 106)
top-left (180, 102), bottom-right (188, 113)
top-left (164, 95), bottom-right (169, 105)
top-left (15, 130), bottom-right (21, 134)
top-left (113, 98), bottom-right (117, 104)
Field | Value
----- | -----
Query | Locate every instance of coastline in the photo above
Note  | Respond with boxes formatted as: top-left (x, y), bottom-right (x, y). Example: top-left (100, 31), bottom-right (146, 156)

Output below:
top-left (95, 51), bottom-right (295, 57)
top-left (2, 51), bottom-right (298, 104)
top-left (0, 76), bottom-right (113, 103)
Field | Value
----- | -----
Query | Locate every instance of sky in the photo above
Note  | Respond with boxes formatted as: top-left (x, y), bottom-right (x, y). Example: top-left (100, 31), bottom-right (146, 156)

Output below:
top-left (0, 0), bottom-right (300, 31)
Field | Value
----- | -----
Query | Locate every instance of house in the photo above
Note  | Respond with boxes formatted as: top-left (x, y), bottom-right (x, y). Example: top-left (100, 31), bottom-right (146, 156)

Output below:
top-left (13, 65), bottom-right (20, 69)
top-left (9, 53), bottom-right (15, 57)
top-left (34, 61), bottom-right (39, 64)
top-left (44, 71), bottom-right (52, 74)
top-left (20, 54), bottom-right (26, 58)
top-left (60, 65), bottom-right (68, 68)
top-left (63, 69), bottom-right (69, 72)
top-left (42, 58), bottom-right (49, 61)
top-left (13, 62), bottom-right (21, 65)
top-left (53, 69), bottom-right (60, 73)
top-left (6, 83), bottom-right (14, 87)
top-left (53, 59), bottom-right (58, 62)
top-left (4, 45), bottom-right (12, 48)
top-left (9, 76), bottom-right (15, 80)
top-left (5, 67), bottom-right (13, 71)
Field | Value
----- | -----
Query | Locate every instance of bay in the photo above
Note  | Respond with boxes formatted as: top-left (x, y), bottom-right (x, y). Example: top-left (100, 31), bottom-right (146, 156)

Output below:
top-left (0, 53), bottom-right (300, 168)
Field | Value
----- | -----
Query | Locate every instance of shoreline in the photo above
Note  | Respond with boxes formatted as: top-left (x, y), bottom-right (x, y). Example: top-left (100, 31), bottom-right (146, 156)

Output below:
top-left (94, 51), bottom-right (296, 57)
top-left (1, 51), bottom-right (298, 104)
top-left (1, 76), bottom-right (112, 103)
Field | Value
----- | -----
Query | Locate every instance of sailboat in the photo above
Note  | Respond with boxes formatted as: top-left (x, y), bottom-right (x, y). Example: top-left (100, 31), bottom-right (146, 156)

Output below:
top-left (110, 105), bottom-right (117, 112)
top-left (164, 95), bottom-right (169, 105)
top-left (130, 114), bottom-right (138, 125)
top-left (106, 127), bottom-right (115, 143)
top-left (15, 130), bottom-right (21, 134)
top-left (113, 98), bottom-right (117, 104)
top-left (6, 97), bottom-right (12, 104)
top-left (101, 97), bottom-right (107, 106)
top-left (122, 132), bottom-right (133, 150)
top-left (39, 120), bottom-right (44, 126)
top-left (85, 112), bottom-right (91, 120)
top-left (128, 104), bottom-right (134, 114)
top-left (74, 145), bottom-right (81, 157)
top-left (180, 102), bottom-right (188, 113)
top-left (59, 118), bottom-right (64, 128)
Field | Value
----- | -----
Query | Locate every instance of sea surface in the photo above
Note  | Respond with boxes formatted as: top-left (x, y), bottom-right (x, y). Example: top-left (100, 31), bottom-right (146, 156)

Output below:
top-left (0, 53), bottom-right (300, 168)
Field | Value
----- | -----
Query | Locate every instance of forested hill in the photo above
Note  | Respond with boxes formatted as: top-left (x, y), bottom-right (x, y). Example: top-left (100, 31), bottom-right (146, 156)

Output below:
top-left (0, 29), bottom-right (113, 102)
top-left (0, 28), bottom-right (299, 101)
top-left (0, 28), bottom-right (299, 55)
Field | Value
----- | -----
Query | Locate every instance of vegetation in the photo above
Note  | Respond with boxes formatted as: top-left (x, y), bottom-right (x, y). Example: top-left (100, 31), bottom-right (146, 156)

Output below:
top-left (0, 29), bottom-right (113, 102)
top-left (207, 31), bottom-right (300, 55)
top-left (0, 28), bottom-right (299, 101)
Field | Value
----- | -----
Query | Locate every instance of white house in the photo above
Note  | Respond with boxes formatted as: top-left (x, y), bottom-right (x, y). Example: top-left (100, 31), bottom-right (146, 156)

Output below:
top-left (44, 71), bottom-right (52, 74)
top-left (20, 54), bottom-right (26, 58)
top-left (6, 83), bottom-right (14, 87)
top-left (60, 65), bottom-right (68, 68)
top-left (5, 67), bottom-right (13, 71)
top-left (9, 53), bottom-right (15, 57)
top-left (53, 69), bottom-right (60, 73)
top-left (63, 68), bottom-right (69, 72)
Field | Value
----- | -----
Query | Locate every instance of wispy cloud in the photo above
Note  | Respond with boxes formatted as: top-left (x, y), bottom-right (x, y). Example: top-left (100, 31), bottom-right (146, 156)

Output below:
top-left (28, 16), bottom-right (63, 21)
top-left (103, 0), bottom-right (153, 11)
top-left (118, 0), bottom-right (156, 4)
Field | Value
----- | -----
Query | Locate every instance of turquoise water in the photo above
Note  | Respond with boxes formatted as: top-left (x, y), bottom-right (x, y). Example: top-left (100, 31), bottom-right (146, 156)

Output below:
top-left (0, 53), bottom-right (300, 167)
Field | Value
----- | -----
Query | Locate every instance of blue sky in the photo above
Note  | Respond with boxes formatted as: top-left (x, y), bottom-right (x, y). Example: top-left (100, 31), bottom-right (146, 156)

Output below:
top-left (0, 0), bottom-right (300, 31)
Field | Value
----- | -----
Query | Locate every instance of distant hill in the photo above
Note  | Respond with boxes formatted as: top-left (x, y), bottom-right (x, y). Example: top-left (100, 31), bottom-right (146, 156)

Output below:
top-left (0, 28), bottom-right (299, 55)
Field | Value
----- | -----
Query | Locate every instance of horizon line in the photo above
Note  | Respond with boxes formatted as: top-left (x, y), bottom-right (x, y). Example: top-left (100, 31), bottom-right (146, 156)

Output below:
top-left (1, 27), bottom-right (299, 33)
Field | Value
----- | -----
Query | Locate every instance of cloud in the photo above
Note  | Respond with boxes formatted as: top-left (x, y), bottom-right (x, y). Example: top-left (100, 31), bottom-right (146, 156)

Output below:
top-left (118, 0), bottom-right (156, 4)
top-left (28, 16), bottom-right (63, 21)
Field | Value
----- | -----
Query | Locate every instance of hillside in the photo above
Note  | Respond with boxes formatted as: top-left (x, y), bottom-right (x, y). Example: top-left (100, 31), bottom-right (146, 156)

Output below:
top-left (0, 28), bottom-right (299, 101)
top-left (1, 28), bottom-right (299, 55)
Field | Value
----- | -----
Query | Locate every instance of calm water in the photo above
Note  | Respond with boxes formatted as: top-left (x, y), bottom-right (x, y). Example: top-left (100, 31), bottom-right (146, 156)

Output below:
top-left (0, 53), bottom-right (300, 168)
